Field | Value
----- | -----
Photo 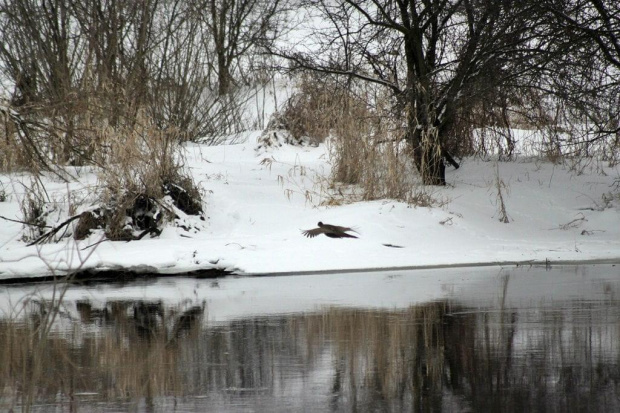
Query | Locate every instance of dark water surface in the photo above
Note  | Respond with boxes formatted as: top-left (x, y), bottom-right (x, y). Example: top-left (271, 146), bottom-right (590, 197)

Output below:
top-left (0, 264), bottom-right (619, 412)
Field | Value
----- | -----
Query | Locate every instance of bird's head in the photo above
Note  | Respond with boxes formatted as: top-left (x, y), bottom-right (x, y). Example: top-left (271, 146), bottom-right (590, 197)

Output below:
top-left (317, 221), bottom-right (324, 227)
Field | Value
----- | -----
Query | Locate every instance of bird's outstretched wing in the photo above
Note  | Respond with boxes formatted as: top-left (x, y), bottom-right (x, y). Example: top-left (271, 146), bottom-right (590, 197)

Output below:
top-left (302, 228), bottom-right (324, 238)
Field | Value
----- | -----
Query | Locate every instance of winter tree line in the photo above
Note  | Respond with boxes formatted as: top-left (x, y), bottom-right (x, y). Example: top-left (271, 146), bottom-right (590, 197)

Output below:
top-left (0, 0), bottom-right (618, 187)
top-left (271, 0), bottom-right (620, 185)
top-left (0, 0), bottom-right (285, 169)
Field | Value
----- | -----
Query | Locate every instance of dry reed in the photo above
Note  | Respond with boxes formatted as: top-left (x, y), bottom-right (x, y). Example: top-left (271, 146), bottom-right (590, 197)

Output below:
top-left (94, 111), bottom-right (202, 240)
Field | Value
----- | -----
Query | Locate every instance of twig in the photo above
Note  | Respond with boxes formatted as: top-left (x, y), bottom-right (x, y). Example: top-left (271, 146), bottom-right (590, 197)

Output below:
top-left (0, 215), bottom-right (52, 228)
top-left (81, 238), bottom-right (109, 251)
top-left (559, 213), bottom-right (587, 230)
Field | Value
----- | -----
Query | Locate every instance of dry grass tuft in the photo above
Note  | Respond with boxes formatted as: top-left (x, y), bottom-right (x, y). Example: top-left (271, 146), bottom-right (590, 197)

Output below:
top-left (269, 75), bottom-right (347, 145)
top-left (17, 178), bottom-right (53, 242)
top-left (325, 87), bottom-right (443, 206)
top-left (95, 112), bottom-right (203, 240)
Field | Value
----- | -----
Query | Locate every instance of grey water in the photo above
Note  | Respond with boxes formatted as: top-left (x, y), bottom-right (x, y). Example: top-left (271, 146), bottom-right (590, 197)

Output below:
top-left (0, 264), bottom-right (619, 412)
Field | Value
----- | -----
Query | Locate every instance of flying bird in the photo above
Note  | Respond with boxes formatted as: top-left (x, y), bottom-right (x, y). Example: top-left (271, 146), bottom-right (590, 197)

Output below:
top-left (302, 222), bottom-right (359, 239)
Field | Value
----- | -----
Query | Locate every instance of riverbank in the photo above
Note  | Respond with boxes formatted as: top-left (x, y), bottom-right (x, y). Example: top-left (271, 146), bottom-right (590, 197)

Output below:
top-left (1, 133), bottom-right (620, 281)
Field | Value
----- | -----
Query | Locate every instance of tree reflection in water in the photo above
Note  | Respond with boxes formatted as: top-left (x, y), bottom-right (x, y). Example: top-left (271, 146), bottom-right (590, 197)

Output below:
top-left (1, 296), bottom-right (619, 411)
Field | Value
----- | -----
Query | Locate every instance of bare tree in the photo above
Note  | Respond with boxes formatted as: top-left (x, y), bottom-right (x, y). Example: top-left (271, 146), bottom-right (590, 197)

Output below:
top-left (0, 0), bottom-right (89, 165)
top-left (541, 0), bottom-right (620, 71)
top-left (0, 0), bottom-right (78, 106)
top-left (274, 0), bottom-right (555, 184)
top-left (537, 0), bottom-right (620, 153)
top-left (193, 0), bottom-right (285, 96)
top-left (0, 0), bottom-right (291, 171)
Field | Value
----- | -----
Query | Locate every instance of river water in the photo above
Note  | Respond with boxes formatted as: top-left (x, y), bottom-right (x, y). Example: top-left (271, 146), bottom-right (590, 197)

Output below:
top-left (0, 264), bottom-right (619, 412)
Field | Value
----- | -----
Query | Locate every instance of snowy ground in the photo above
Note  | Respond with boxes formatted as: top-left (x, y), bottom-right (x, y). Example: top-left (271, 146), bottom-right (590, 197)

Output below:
top-left (1, 130), bottom-right (620, 280)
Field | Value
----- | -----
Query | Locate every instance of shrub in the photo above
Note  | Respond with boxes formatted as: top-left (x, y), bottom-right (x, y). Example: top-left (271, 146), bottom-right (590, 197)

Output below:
top-left (95, 113), bottom-right (203, 241)
top-left (262, 75), bottom-right (350, 146)
top-left (267, 75), bottom-right (442, 206)
top-left (322, 82), bottom-right (438, 205)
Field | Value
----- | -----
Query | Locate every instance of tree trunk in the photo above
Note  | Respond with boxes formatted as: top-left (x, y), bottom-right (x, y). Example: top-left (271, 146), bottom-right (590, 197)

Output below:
top-left (210, 0), bottom-right (232, 97)
top-left (404, 91), bottom-right (447, 186)
top-left (217, 53), bottom-right (231, 96)
top-left (410, 125), bottom-right (446, 186)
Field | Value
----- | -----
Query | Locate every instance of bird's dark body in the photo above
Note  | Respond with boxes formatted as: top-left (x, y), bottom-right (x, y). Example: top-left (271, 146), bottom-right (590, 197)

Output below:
top-left (324, 232), bottom-right (356, 239)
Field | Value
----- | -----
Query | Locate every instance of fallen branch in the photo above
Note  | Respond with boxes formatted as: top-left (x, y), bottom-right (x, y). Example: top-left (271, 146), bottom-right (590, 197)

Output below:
top-left (559, 213), bottom-right (587, 230)
top-left (27, 214), bottom-right (82, 246)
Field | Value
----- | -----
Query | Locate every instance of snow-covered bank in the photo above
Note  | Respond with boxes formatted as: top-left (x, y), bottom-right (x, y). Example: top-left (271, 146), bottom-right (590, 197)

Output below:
top-left (1, 132), bottom-right (620, 280)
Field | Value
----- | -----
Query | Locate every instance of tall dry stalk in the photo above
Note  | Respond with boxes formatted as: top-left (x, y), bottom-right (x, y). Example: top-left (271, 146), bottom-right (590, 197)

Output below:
top-left (494, 162), bottom-right (510, 223)
top-left (326, 87), bottom-right (438, 205)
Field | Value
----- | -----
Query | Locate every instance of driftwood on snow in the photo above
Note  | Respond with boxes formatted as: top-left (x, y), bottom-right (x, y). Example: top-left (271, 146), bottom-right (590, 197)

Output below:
top-left (26, 214), bottom-right (82, 246)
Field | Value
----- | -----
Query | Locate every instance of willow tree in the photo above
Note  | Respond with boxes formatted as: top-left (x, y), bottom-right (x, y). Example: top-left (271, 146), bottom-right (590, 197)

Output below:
top-left (276, 0), bottom-right (547, 184)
